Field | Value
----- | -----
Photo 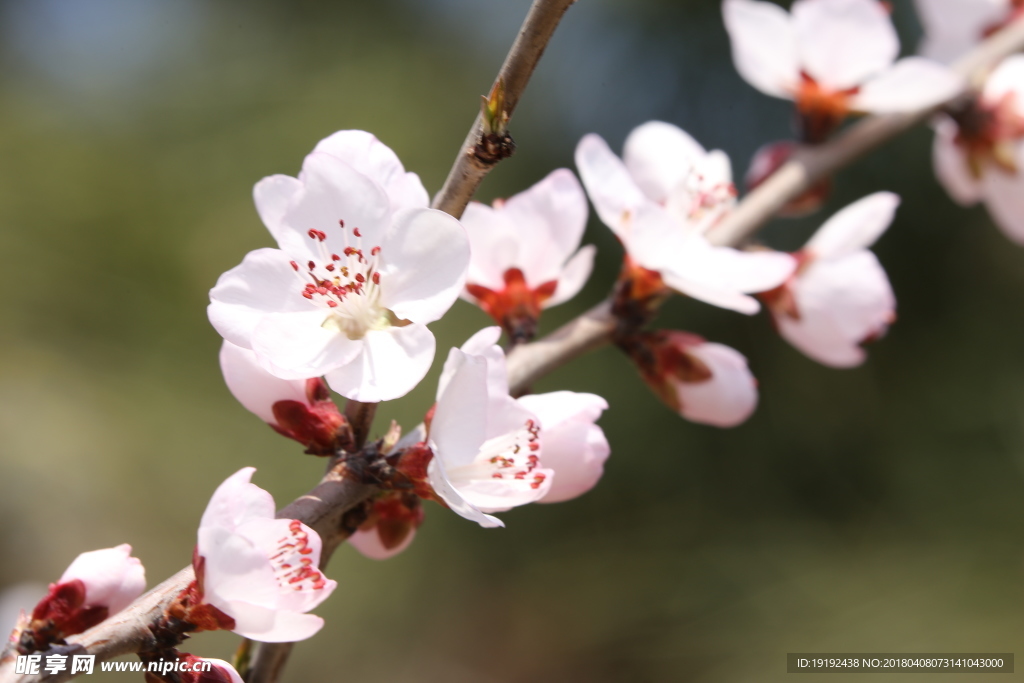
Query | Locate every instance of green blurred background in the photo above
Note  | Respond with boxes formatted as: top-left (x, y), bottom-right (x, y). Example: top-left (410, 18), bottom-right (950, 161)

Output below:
top-left (1, 0), bottom-right (1023, 681)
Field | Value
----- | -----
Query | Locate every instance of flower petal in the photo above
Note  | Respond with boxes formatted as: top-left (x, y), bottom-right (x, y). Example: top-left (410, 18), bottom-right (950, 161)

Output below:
top-left (253, 175), bottom-right (302, 244)
top-left (199, 526), bottom-right (281, 609)
top-left (436, 327), bottom-right (506, 401)
top-left (323, 324), bottom-right (435, 402)
top-left (461, 201), bottom-right (521, 290)
top-left (623, 121), bottom-right (707, 205)
top-left (932, 117), bottom-right (984, 205)
top-left (251, 310), bottom-right (363, 380)
top-left (545, 244), bottom-right (596, 308)
top-left (219, 600), bottom-right (325, 643)
top-left (312, 130), bottom-right (429, 210)
top-left (426, 456), bottom-right (504, 528)
top-left (575, 133), bottom-right (648, 239)
top-left (199, 468), bottom-right (275, 535)
top-left (348, 526), bottom-right (417, 561)
top-left (58, 545), bottom-right (145, 615)
top-left (235, 518), bottom-right (336, 613)
top-left (793, 0), bottom-right (899, 90)
top-left (675, 342), bottom-right (758, 427)
top-left (722, 0), bottom-right (800, 98)
top-left (378, 208), bottom-right (469, 324)
top-left (219, 341), bottom-right (310, 425)
top-left (915, 0), bottom-right (1006, 64)
top-left (430, 349), bottom-right (489, 468)
top-left (805, 192), bottom-right (900, 259)
top-left (852, 57), bottom-right (963, 113)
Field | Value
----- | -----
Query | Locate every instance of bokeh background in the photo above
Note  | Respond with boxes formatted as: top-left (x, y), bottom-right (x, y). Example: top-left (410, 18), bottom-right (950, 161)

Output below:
top-left (1, 0), bottom-right (1023, 681)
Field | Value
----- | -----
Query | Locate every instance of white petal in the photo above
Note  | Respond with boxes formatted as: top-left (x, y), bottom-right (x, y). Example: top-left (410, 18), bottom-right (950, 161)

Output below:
top-left (461, 201), bottom-right (522, 290)
top-left (675, 342), bottom-right (758, 427)
top-left (806, 192), bottom-right (900, 259)
top-left (915, 0), bottom-right (1006, 64)
top-left (852, 57), bottom-right (963, 113)
top-left (58, 544), bottom-right (145, 615)
top-left (312, 130), bottom-right (429, 210)
top-left (455, 465), bottom-right (554, 513)
top-left (199, 468), bottom-right (276, 535)
top-left (777, 251), bottom-right (895, 367)
top-left (545, 245), bottom-right (596, 308)
top-left (348, 526), bottom-right (417, 560)
top-left (575, 133), bottom-right (649, 239)
top-left (254, 175), bottom-right (302, 244)
top-left (982, 158), bottom-right (1024, 244)
top-left (378, 208), bottom-right (469, 324)
top-left (431, 350), bottom-right (489, 467)
top-left (722, 0), bottom-right (800, 98)
top-left (324, 324), bottom-right (435, 402)
top-left (235, 518), bottom-right (335, 613)
top-left (436, 327), bottom-right (506, 401)
top-left (623, 121), bottom-right (707, 204)
top-left (199, 527), bottom-right (281, 609)
top-left (250, 310), bottom-right (363, 380)
top-left (793, 0), bottom-right (899, 90)
top-left (983, 54), bottom-right (1024, 106)
top-left (426, 456), bottom-right (504, 528)
top-left (220, 600), bottom-right (325, 643)
top-left (932, 117), bottom-right (984, 205)
top-left (517, 392), bottom-right (610, 504)
top-left (219, 341), bottom-right (310, 425)
top-left (208, 248), bottom-right (312, 349)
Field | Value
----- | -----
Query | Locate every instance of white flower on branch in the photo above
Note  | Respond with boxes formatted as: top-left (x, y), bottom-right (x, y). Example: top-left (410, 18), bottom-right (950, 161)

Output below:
top-left (219, 341), bottom-right (348, 455)
top-left (461, 169), bottom-right (595, 342)
top-left (915, 0), bottom-right (1021, 64)
top-left (192, 468), bottom-right (336, 643)
top-left (761, 192), bottom-right (899, 367)
top-left (932, 55), bottom-right (1024, 242)
top-left (208, 130), bottom-right (470, 403)
top-left (723, 0), bottom-right (962, 141)
top-left (575, 122), bottom-right (796, 314)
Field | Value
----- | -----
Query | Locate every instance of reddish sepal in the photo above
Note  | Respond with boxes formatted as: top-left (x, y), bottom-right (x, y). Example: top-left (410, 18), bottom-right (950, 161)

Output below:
top-left (466, 268), bottom-right (558, 344)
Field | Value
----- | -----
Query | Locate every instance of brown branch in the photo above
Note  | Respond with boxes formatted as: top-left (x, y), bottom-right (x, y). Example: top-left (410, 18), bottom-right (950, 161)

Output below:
top-left (431, 0), bottom-right (578, 217)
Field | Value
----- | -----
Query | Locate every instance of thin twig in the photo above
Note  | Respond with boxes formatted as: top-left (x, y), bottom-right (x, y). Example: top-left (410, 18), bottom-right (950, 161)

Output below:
top-left (431, 0), bottom-right (578, 217)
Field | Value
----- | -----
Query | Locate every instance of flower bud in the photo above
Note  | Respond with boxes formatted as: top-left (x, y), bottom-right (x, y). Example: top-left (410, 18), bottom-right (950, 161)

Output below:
top-left (348, 493), bottom-right (424, 561)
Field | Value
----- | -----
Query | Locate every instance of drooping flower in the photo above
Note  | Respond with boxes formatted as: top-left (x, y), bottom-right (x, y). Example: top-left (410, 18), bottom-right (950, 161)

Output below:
top-left (347, 492), bottom-right (424, 561)
top-left (208, 131), bottom-right (470, 403)
top-left (622, 331), bottom-right (759, 427)
top-left (461, 169), bottom-right (595, 342)
top-left (761, 193), bottom-right (898, 367)
top-left (931, 56), bottom-right (1024, 242)
top-left (915, 0), bottom-right (1021, 64)
top-left (723, 0), bottom-right (962, 141)
top-left (575, 122), bottom-right (795, 315)
top-left (219, 341), bottom-right (349, 455)
top-left (21, 545), bottom-right (146, 651)
top-left (187, 468), bottom-right (336, 643)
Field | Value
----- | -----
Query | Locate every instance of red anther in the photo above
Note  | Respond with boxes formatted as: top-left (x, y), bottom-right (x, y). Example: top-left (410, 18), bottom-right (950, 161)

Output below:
top-left (326, 301), bottom-right (338, 308)
top-left (312, 579), bottom-right (326, 590)
top-left (355, 273), bottom-right (365, 283)
top-left (371, 246), bottom-right (381, 256)
top-left (526, 419), bottom-right (535, 429)
top-left (302, 292), bottom-right (313, 299)
top-left (290, 261), bottom-right (299, 271)
top-left (529, 442), bottom-right (539, 451)
top-left (308, 260), bottom-right (316, 270)
top-left (331, 253), bottom-right (341, 261)
top-left (325, 263), bottom-right (335, 271)
top-left (338, 219), bottom-right (345, 228)
top-left (514, 473), bottom-right (526, 480)
top-left (372, 272), bottom-right (380, 285)
top-left (299, 547), bottom-right (313, 554)
top-left (492, 473), bottom-right (503, 479)
top-left (344, 247), bottom-right (356, 256)
top-left (317, 287), bottom-right (328, 295)
top-left (353, 227), bottom-right (362, 237)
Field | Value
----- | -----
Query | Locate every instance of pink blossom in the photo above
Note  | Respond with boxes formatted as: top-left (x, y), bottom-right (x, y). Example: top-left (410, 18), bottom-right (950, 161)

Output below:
top-left (763, 193), bottom-right (899, 367)
top-left (209, 131), bottom-right (470, 403)
top-left (932, 56), bottom-right (1024, 243)
top-left (461, 169), bottom-right (595, 341)
top-left (193, 468), bottom-right (336, 642)
top-left (219, 341), bottom-right (347, 455)
top-left (723, 0), bottom-right (962, 140)
top-left (575, 123), bottom-right (795, 315)
top-left (915, 0), bottom-right (1019, 64)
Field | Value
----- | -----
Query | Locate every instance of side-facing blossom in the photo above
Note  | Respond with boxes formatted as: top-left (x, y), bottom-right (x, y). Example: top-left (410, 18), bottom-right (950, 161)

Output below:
top-left (623, 331), bottom-right (759, 427)
top-left (189, 468), bottom-right (336, 643)
top-left (915, 0), bottom-right (1020, 64)
top-left (576, 122), bottom-right (795, 314)
top-left (219, 341), bottom-right (348, 455)
top-left (723, 0), bottom-right (962, 141)
top-left (761, 193), bottom-right (898, 367)
top-left (932, 56), bottom-right (1024, 242)
top-left (21, 545), bottom-right (145, 651)
top-left (461, 169), bottom-right (595, 341)
top-left (209, 131), bottom-right (470, 403)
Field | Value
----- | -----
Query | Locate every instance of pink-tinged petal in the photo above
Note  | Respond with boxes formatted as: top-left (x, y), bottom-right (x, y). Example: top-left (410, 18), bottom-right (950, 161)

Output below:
top-left (219, 341), bottom-right (310, 425)
top-left (323, 324), bottom-right (435, 402)
top-left (932, 117), bottom-right (984, 205)
top-left (461, 201), bottom-right (521, 290)
top-left (806, 192), bottom-right (900, 259)
top-left (982, 158), bottom-right (1024, 244)
top-left (545, 244), bottom-right (596, 308)
top-left (198, 526), bottom-right (281, 609)
top-left (499, 169), bottom-right (589, 282)
top-left (517, 391), bottom-right (610, 504)
top-left (792, 0), bottom-right (899, 90)
top-left (218, 601), bottom-right (325, 643)
top-left (852, 57), bottom-right (963, 113)
top-left (623, 121), bottom-right (707, 204)
top-left (58, 545), bottom-right (145, 615)
top-left (722, 0), bottom-right (800, 98)
top-left (455, 464), bottom-right (554, 513)
top-left (431, 350), bottom-right (489, 468)
top-left (983, 54), bottom-right (1024, 106)
top-left (426, 457), bottom-right (504, 528)
top-left (235, 518), bottom-right (335, 613)
top-left (436, 327), bottom-right (507, 402)
top-left (253, 175), bottom-right (302, 245)
top-left (575, 133), bottom-right (648, 239)
top-left (312, 130), bottom-right (429, 210)
top-left (348, 526), bottom-right (417, 560)
top-left (208, 248), bottom-right (311, 350)
top-left (777, 251), bottom-right (895, 367)
top-left (199, 468), bottom-right (276, 535)
top-left (282, 152), bottom-right (392, 254)
top-left (378, 207), bottom-right (469, 324)
top-left (676, 343), bottom-right (758, 427)
top-left (915, 0), bottom-right (1006, 64)
top-left (250, 310), bottom-right (363, 380)
top-left (662, 274), bottom-right (762, 314)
